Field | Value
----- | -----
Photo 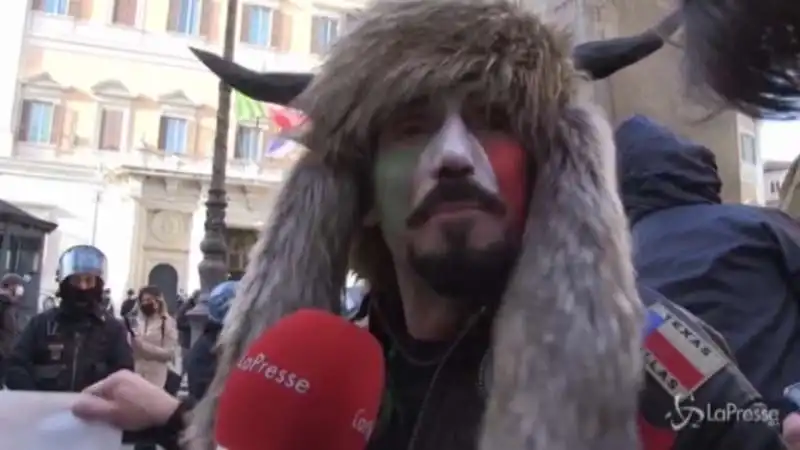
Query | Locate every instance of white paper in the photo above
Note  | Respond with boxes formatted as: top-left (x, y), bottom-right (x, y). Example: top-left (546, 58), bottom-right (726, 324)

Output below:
top-left (0, 391), bottom-right (121, 450)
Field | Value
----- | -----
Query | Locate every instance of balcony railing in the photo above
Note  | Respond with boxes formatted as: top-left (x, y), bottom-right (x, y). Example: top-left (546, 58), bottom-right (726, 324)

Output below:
top-left (14, 143), bottom-right (292, 184)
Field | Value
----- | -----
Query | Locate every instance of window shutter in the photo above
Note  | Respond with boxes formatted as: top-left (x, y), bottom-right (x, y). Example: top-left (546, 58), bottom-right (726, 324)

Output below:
top-left (185, 119), bottom-right (196, 155)
top-left (50, 104), bottom-right (65, 145)
top-left (260, 128), bottom-right (270, 158)
top-left (113, 0), bottom-right (137, 26)
top-left (234, 125), bottom-right (243, 158)
top-left (279, 11), bottom-right (293, 52)
top-left (166, 0), bottom-right (180, 32)
top-left (240, 5), bottom-right (251, 43)
top-left (158, 116), bottom-right (168, 149)
top-left (310, 16), bottom-right (322, 54)
top-left (199, 0), bottom-right (211, 36)
top-left (62, 108), bottom-right (79, 149)
top-left (100, 109), bottom-right (123, 150)
top-left (270, 9), bottom-right (283, 49)
top-left (68, 0), bottom-right (82, 19)
top-left (17, 101), bottom-right (31, 141)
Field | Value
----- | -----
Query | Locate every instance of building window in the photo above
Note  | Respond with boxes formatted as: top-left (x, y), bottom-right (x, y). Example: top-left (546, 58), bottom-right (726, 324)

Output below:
top-left (311, 15), bottom-right (339, 54)
top-left (770, 180), bottom-right (782, 194)
top-left (32, 0), bottom-right (70, 15)
top-left (241, 5), bottom-right (274, 46)
top-left (226, 228), bottom-right (258, 275)
top-left (112, 0), bottom-right (138, 26)
top-left (167, 0), bottom-right (202, 35)
top-left (158, 116), bottom-right (188, 154)
top-left (18, 100), bottom-right (60, 144)
top-left (234, 125), bottom-right (263, 161)
top-left (739, 133), bottom-right (758, 165)
top-left (98, 108), bottom-right (124, 150)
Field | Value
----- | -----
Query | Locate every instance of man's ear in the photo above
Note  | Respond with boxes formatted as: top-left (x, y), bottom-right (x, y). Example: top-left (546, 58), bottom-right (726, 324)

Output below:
top-left (362, 208), bottom-right (379, 226)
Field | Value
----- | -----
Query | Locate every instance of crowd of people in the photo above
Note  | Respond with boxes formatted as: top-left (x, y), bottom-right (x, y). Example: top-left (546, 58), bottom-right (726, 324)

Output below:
top-left (0, 245), bottom-right (240, 449)
top-left (0, 0), bottom-right (800, 449)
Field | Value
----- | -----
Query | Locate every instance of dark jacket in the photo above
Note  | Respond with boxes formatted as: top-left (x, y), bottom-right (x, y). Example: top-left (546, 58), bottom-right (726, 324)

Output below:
top-left (5, 306), bottom-right (133, 392)
top-left (364, 285), bottom-right (783, 450)
top-left (0, 296), bottom-right (18, 377)
top-left (175, 299), bottom-right (194, 350)
top-left (186, 321), bottom-right (221, 401)
top-left (615, 115), bottom-right (800, 420)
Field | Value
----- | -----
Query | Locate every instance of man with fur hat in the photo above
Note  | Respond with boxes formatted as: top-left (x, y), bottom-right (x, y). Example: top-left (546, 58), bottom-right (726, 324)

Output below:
top-left (132, 1), bottom-right (782, 449)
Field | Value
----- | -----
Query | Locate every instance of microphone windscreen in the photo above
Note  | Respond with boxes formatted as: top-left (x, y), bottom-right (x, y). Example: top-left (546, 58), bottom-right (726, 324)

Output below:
top-left (215, 309), bottom-right (385, 450)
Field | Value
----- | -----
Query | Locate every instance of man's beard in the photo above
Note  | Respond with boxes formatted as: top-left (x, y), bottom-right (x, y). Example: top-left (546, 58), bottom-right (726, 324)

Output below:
top-left (59, 284), bottom-right (101, 313)
top-left (408, 221), bottom-right (518, 310)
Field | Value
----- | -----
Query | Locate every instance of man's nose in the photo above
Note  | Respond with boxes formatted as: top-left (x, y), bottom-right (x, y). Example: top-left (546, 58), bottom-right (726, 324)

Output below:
top-left (434, 154), bottom-right (475, 179)
top-left (427, 115), bottom-right (477, 180)
top-left (77, 280), bottom-right (92, 289)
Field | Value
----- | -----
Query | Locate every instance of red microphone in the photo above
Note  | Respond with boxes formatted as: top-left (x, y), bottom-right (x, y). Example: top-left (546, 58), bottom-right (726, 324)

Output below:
top-left (215, 309), bottom-right (385, 450)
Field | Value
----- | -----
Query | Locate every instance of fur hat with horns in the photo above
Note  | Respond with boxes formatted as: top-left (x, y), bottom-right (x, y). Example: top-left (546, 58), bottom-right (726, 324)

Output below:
top-left (190, 13), bottom-right (676, 107)
top-left (188, 1), bottom-right (643, 450)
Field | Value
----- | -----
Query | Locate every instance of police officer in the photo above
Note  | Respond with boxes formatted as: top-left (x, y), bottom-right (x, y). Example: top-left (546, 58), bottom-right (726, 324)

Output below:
top-left (4, 245), bottom-right (133, 392)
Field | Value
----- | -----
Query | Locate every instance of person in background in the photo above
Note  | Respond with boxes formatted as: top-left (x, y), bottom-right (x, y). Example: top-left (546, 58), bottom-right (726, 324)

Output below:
top-left (615, 115), bottom-right (800, 428)
top-left (0, 273), bottom-right (25, 381)
top-left (5, 245), bottom-right (132, 392)
top-left (128, 286), bottom-right (179, 450)
top-left (174, 289), bottom-right (197, 377)
top-left (101, 288), bottom-right (115, 317)
top-left (120, 288), bottom-right (137, 318)
top-left (186, 281), bottom-right (236, 401)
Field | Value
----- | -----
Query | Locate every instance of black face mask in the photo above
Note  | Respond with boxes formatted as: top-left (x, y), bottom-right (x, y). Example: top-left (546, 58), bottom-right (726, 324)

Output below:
top-left (59, 283), bottom-right (101, 314)
top-left (140, 304), bottom-right (156, 316)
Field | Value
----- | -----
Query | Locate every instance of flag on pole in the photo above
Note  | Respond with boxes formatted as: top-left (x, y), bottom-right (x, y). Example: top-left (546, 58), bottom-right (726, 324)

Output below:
top-left (234, 91), bottom-right (265, 122)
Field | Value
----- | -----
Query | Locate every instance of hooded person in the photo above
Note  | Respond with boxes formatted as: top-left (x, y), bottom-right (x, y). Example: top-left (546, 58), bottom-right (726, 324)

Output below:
top-left (5, 245), bottom-right (133, 392)
top-left (186, 281), bottom-right (237, 402)
top-left (615, 115), bottom-right (800, 428)
top-left (186, 1), bottom-right (782, 450)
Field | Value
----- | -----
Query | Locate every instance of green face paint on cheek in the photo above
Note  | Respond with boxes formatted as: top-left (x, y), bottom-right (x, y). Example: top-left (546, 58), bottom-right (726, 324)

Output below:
top-left (373, 145), bottom-right (425, 242)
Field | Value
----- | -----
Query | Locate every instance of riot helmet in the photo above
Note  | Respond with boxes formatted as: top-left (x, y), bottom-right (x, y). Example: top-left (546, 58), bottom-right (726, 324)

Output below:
top-left (56, 245), bottom-right (107, 311)
top-left (56, 245), bottom-right (107, 286)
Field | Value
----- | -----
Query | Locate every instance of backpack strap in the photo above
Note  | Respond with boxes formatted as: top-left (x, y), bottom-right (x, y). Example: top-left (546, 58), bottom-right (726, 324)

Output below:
top-left (160, 316), bottom-right (166, 345)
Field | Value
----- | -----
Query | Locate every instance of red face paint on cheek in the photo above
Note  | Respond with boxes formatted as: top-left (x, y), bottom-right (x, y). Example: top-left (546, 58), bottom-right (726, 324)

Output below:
top-left (482, 137), bottom-right (528, 230)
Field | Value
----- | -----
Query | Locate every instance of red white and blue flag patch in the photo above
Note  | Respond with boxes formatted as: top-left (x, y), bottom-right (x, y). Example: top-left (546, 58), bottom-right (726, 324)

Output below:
top-left (643, 303), bottom-right (729, 399)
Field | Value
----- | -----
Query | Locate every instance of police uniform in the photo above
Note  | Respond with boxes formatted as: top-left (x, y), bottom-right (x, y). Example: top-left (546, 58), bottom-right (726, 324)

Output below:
top-left (4, 245), bottom-right (133, 392)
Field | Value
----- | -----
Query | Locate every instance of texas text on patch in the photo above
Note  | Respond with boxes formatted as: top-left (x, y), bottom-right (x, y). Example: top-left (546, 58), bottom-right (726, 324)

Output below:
top-left (643, 303), bottom-right (729, 399)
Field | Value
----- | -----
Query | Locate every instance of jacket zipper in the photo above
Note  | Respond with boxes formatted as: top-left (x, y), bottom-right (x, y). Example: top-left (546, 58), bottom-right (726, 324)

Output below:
top-left (407, 309), bottom-right (486, 450)
top-left (70, 332), bottom-right (83, 391)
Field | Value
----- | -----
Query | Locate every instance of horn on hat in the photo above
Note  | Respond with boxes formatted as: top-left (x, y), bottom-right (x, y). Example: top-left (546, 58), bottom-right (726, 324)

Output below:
top-left (189, 47), bottom-right (312, 105)
top-left (573, 33), bottom-right (667, 80)
top-left (191, 30), bottom-right (666, 106)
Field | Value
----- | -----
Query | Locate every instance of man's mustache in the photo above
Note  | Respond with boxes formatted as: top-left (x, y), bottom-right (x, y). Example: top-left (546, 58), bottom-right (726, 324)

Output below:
top-left (406, 180), bottom-right (506, 227)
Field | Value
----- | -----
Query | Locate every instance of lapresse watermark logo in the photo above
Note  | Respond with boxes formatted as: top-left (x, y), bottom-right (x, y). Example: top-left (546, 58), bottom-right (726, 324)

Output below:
top-left (665, 395), bottom-right (779, 430)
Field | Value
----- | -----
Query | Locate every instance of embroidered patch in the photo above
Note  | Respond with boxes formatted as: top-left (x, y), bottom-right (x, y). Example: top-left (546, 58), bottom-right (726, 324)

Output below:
top-left (47, 343), bottom-right (64, 361)
top-left (643, 303), bottom-right (728, 400)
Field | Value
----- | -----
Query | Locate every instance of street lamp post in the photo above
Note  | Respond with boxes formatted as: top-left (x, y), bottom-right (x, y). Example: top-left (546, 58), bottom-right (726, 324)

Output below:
top-left (187, 0), bottom-right (239, 344)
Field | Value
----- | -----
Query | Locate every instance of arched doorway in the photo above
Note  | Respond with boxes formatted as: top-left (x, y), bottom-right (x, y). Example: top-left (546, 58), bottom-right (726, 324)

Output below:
top-left (147, 263), bottom-right (179, 315)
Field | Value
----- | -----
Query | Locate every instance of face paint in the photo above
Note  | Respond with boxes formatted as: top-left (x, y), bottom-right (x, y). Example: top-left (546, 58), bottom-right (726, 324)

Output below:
top-left (412, 112), bottom-right (499, 206)
top-left (480, 137), bottom-right (528, 230)
top-left (373, 143), bottom-right (425, 244)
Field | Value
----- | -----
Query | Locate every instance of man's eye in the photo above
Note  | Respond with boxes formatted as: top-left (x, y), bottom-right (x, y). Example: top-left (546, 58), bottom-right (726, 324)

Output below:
top-left (395, 119), bottom-right (430, 136)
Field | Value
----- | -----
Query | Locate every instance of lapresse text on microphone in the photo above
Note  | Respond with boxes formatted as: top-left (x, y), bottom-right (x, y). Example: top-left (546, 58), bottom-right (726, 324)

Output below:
top-left (215, 309), bottom-right (386, 450)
